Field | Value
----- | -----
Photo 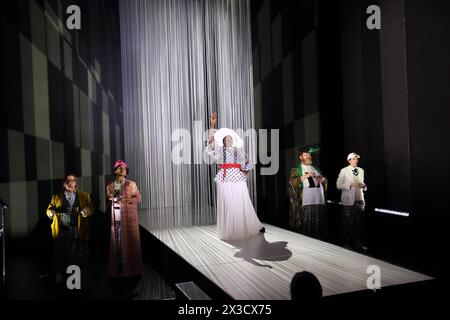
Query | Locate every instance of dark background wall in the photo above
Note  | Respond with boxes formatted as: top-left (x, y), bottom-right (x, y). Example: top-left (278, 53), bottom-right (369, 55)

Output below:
top-left (0, 0), bottom-right (124, 240)
top-left (251, 0), bottom-right (326, 228)
top-left (339, 0), bottom-right (450, 278)
top-left (251, 0), bottom-right (450, 278)
top-left (403, 0), bottom-right (450, 278)
top-left (250, 0), bottom-right (346, 233)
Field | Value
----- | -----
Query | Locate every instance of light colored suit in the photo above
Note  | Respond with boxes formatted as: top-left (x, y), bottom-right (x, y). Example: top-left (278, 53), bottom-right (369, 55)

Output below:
top-left (336, 166), bottom-right (367, 206)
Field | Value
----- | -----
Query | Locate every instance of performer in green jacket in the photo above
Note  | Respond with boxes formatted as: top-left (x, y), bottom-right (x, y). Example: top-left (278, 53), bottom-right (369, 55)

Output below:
top-left (289, 147), bottom-right (328, 240)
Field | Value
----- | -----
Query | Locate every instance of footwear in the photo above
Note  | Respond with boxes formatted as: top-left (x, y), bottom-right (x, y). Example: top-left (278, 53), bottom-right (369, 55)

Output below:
top-left (55, 273), bottom-right (64, 284)
top-left (354, 242), bottom-right (368, 252)
top-left (38, 273), bottom-right (51, 280)
top-left (259, 227), bottom-right (265, 233)
top-left (356, 246), bottom-right (368, 253)
top-left (343, 243), bottom-right (352, 250)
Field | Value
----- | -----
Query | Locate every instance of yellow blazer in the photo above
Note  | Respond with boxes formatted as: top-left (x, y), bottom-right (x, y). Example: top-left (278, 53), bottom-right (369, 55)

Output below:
top-left (46, 190), bottom-right (94, 241)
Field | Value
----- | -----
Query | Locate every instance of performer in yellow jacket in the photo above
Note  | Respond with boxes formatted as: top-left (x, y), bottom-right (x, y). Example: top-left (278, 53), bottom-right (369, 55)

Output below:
top-left (46, 174), bottom-right (93, 283)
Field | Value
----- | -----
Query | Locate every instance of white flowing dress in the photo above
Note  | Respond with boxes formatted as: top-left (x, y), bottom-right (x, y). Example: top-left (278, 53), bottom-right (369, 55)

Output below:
top-left (207, 143), bottom-right (264, 240)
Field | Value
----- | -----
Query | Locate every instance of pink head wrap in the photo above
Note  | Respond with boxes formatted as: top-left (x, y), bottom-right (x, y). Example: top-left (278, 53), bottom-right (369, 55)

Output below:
top-left (114, 160), bottom-right (128, 169)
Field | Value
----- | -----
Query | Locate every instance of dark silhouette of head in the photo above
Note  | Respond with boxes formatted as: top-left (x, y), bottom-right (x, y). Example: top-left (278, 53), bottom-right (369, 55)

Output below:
top-left (290, 271), bottom-right (323, 300)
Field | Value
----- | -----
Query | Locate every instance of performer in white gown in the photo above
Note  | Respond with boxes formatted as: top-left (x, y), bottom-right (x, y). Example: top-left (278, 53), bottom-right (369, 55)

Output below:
top-left (207, 112), bottom-right (264, 241)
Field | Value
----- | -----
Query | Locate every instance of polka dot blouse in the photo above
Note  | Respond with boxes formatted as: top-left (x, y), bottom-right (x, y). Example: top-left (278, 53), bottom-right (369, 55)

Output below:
top-left (206, 143), bottom-right (255, 182)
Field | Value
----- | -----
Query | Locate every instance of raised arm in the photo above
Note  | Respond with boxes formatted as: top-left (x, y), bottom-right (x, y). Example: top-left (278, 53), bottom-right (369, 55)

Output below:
top-left (206, 112), bottom-right (221, 160)
top-left (208, 112), bottom-right (217, 146)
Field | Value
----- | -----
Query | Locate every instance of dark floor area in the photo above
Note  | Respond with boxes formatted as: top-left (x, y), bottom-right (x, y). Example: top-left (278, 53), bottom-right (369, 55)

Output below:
top-left (1, 221), bottom-right (175, 300)
top-left (3, 245), bottom-right (175, 300)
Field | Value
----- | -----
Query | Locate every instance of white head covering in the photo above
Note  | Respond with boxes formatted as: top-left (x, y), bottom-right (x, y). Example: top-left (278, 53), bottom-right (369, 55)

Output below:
top-left (347, 152), bottom-right (360, 161)
top-left (214, 128), bottom-right (244, 148)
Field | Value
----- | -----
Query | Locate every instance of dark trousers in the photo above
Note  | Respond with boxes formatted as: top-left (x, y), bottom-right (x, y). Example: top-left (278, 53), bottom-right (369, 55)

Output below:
top-left (300, 204), bottom-right (328, 240)
top-left (341, 201), bottom-right (365, 247)
top-left (53, 226), bottom-right (88, 275)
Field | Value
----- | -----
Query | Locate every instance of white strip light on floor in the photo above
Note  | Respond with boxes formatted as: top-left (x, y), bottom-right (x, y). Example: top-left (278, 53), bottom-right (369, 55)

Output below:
top-left (119, 0), bottom-right (256, 229)
top-left (374, 208), bottom-right (410, 217)
top-left (326, 200), bottom-right (341, 205)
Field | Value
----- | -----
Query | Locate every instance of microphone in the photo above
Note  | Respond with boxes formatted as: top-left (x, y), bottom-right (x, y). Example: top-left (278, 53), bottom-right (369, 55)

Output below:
top-left (0, 198), bottom-right (8, 209)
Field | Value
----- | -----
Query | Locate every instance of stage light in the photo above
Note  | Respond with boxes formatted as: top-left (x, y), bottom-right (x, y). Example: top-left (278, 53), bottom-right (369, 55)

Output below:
top-left (374, 208), bottom-right (410, 217)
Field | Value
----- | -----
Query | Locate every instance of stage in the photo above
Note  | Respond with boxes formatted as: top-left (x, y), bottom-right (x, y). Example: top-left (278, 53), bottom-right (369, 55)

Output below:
top-left (139, 222), bottom-right (433, 300)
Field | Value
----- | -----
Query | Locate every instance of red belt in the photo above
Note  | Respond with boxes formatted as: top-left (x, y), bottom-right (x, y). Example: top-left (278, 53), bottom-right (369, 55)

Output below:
top-left (219, 163), bottom-right (241, 181)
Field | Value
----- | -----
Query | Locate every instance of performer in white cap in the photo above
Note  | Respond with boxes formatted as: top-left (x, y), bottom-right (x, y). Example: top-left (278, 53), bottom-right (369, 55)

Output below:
top-left (207, 112), bottom-right (264, 240)
top-left (336, 152), bottom-right (368, 252)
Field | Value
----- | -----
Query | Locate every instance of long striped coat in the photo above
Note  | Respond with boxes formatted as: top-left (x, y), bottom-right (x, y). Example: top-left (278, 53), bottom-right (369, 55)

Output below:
top-left (106, 179), bottom-right (143, 277)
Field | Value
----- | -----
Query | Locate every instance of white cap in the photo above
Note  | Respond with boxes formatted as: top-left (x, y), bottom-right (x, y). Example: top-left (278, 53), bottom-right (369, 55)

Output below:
top-left (347, 152), bottom-right (360, 161)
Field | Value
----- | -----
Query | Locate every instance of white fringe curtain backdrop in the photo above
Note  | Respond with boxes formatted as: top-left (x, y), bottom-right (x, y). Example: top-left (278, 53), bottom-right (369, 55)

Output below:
top-left (119, 0), bottom-right (257, 229)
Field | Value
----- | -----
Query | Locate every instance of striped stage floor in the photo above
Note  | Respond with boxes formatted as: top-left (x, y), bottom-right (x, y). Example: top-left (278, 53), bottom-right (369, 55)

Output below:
top-left (141, 223), bottom-right (433, 300)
